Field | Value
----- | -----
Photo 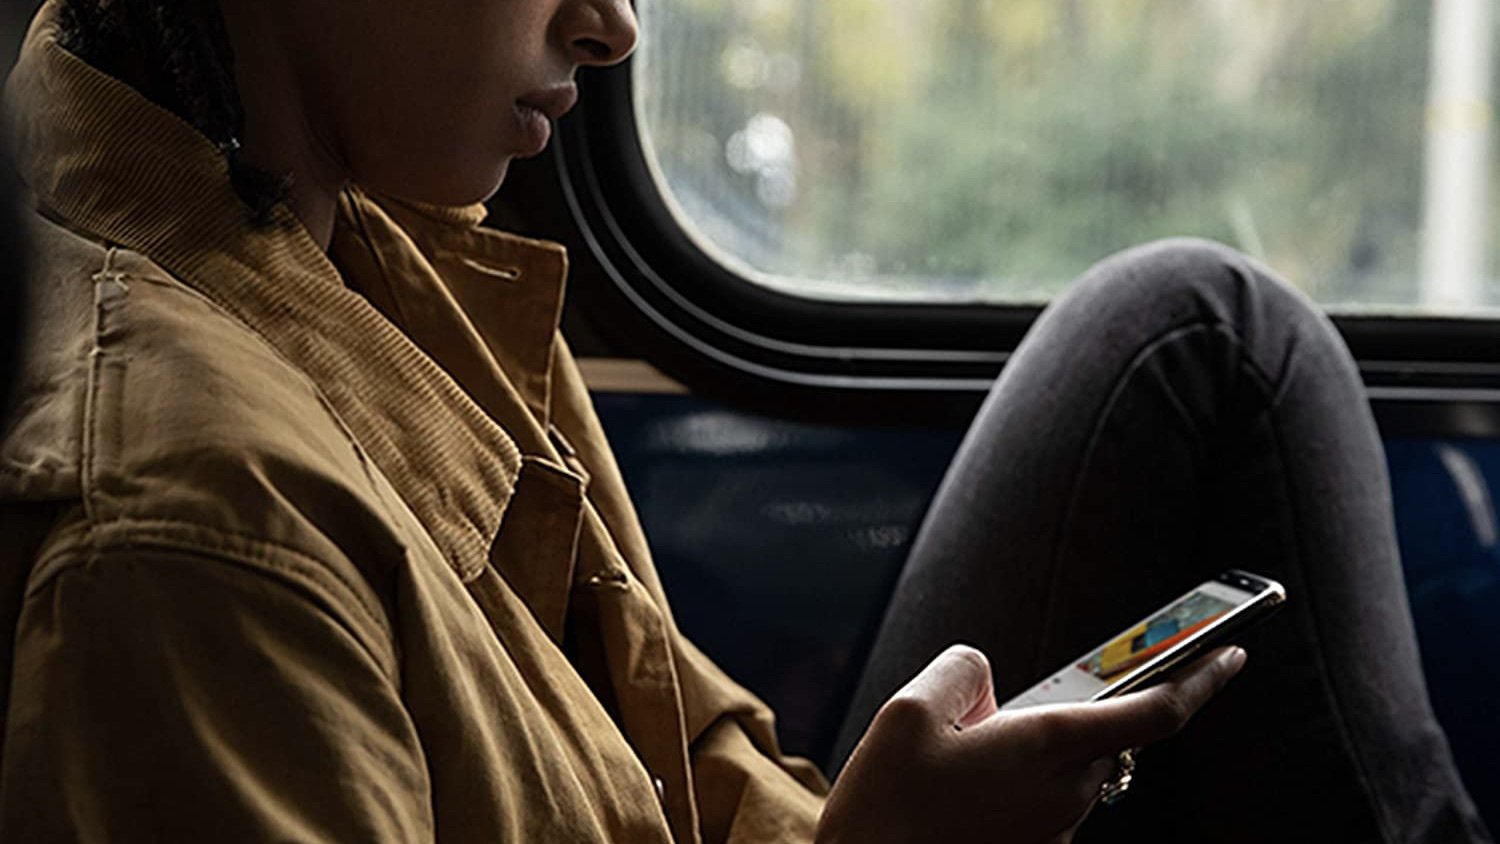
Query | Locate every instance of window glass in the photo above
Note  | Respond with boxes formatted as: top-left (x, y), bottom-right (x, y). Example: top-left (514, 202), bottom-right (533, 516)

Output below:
top-left (634, 0), bottom-right (1499, 313)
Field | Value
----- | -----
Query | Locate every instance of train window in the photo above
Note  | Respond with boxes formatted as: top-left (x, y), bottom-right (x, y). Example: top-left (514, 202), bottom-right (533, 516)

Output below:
top-left (634, 0), bottom-right (1498, 313)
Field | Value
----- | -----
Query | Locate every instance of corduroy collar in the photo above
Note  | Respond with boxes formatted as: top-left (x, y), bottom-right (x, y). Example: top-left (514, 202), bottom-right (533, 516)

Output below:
top-left (2, 1), bottom-right (582, 582)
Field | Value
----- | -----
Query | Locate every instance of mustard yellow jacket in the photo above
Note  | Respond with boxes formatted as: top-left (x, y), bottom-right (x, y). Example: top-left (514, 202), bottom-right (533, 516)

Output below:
top-left (0, 5), bottom-right (826, 841)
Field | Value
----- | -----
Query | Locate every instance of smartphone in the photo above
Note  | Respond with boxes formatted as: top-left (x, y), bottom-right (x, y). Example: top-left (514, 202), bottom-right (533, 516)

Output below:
top-left (1000, 569), bottom-right (1286, 710)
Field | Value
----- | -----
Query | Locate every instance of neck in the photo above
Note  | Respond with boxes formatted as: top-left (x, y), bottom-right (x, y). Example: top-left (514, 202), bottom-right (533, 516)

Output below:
top-left (218, 1), bottom-right (345, 249)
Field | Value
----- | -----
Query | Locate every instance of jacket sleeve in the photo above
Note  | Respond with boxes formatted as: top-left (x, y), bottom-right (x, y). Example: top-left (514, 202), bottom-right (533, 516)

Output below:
top-left (676, 636), bottom-right (830, 844)
top-left (0, 537), bottom-right (433, 843)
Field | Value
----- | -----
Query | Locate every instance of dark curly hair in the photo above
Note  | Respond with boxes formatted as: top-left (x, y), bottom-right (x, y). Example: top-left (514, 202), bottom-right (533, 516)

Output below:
top-left (57, 0), bottom-right (290, 224)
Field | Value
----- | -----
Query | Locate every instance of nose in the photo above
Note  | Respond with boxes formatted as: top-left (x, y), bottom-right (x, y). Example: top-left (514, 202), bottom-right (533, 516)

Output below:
top-left (558, 0), bottom-right (639, 67)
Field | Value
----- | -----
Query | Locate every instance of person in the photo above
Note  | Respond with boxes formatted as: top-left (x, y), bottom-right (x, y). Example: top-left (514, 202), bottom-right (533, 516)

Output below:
top-left (0, 1), bottom-right (1488, 842)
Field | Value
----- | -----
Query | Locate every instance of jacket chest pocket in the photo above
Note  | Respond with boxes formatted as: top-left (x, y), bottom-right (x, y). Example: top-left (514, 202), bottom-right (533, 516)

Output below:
top-left (485, 455), bottom-right (586, 645)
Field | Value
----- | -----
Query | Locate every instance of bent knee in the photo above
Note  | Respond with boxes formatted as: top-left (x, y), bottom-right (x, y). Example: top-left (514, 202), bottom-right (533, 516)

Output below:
top-left (1065, 238), bottom-right (1326, 339)
top-left (1115, 237), bottom-right (1247, 279)
top-left (1085, 237), bottom-right (1266, 304)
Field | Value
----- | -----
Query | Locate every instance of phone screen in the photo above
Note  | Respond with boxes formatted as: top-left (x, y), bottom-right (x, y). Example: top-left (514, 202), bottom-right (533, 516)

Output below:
top-left (1001, 577), bottom-right (1263, 710)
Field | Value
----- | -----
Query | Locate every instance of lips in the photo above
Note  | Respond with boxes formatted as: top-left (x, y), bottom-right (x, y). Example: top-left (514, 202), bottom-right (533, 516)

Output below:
top-left (512, 106), bottom-right (551, 158)
top-left (516, 84), bottom-right (580, 121)
top-left (511, 83), bottom-right (579, 157)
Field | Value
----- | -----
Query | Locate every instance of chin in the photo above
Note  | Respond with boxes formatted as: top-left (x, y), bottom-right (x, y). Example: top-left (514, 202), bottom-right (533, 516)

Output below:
top-left (370, 157), bottom-right (513, 209)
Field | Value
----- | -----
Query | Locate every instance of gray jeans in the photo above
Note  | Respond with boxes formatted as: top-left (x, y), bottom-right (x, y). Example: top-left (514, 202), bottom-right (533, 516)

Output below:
top-left (832, 240), bottom-right (1492, 843)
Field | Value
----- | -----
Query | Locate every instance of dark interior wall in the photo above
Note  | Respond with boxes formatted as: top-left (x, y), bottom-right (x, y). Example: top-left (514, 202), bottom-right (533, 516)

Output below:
top-left (3, 2), bottom-right (38, 68)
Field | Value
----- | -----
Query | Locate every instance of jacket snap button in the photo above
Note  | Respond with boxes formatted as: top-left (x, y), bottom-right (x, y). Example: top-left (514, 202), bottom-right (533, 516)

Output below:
top-left (584, 571), bottom-right (630, 591)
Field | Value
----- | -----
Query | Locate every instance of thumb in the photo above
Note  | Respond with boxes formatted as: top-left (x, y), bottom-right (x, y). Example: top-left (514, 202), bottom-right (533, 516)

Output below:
top-left (894, 644), bottom-right (999, 729)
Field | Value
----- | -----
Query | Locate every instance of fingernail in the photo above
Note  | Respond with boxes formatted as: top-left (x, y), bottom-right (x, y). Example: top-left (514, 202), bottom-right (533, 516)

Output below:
top-left (1222, 647), bottom-right (1248, 672)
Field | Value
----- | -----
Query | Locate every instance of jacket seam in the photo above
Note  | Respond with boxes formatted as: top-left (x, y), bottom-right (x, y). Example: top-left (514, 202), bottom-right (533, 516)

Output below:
top-left (79, 248), bottom-right (119, 528)
top-left (31, 516), bottom-right (401, 681)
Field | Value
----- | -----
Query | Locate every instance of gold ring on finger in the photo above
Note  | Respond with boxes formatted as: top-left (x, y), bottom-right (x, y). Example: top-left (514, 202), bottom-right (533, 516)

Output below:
top-left (1099, 748), bottom-right (1137, 805)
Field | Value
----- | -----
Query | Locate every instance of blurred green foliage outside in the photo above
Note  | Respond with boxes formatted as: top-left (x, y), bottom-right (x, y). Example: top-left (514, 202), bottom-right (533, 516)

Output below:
top-left (638, 0), bottom-right (1499, 310)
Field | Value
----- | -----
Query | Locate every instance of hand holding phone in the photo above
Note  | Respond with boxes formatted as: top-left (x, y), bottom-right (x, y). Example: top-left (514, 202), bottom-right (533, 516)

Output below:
top-left (819, 570), bottom-right (1279, 844)
top-left (819, 643), bottom-right (1248, 844)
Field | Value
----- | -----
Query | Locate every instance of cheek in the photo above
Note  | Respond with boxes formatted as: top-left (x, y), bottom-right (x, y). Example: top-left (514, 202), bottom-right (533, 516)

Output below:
top-left (334, 60), bottom-right (520, 205)
top-left (295, 2), bottom-right (549, 207)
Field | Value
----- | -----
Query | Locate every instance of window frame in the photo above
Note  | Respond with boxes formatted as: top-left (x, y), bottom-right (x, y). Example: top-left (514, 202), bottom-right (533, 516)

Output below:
top-left (554, 57), bottom-right (1500, 435)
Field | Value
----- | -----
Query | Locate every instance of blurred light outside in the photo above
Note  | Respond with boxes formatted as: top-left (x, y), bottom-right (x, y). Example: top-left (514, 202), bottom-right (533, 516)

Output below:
top-left (634, 0), bottom-right (1500, 314)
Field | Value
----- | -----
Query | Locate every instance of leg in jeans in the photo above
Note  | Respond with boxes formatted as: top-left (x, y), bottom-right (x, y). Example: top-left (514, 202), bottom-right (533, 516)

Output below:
top-left (831, 240), bottom-right (1492, 843)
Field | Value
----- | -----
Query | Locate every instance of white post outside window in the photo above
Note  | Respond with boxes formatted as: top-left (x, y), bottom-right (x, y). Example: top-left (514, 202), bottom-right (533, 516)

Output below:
top-left (1419, 0), bottom-right (1494, 309)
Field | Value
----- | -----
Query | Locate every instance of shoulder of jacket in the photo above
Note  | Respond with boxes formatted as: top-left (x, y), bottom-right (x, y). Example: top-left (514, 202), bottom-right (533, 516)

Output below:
top-left (4, 213), bottom-right (406, 636)
top-left (6, 213), bottom-right (356, 494)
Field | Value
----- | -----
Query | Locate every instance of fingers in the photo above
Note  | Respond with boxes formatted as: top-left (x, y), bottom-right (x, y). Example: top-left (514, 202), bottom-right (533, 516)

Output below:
top-left (1079, 754), bottom-right (1116, 808)
top-left (889, 644), bottom-right (999, 729)
top-left (1046, 755), bottom-right (1115, 844)
top-left (1084, 755), bottom-right (1117, 793)
top-left (1067, 646), bottom-right (1247, 757)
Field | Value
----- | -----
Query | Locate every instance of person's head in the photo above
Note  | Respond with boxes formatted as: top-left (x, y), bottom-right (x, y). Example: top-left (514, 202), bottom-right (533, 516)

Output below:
top-left (59, 0), bottom-right (638, 221)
